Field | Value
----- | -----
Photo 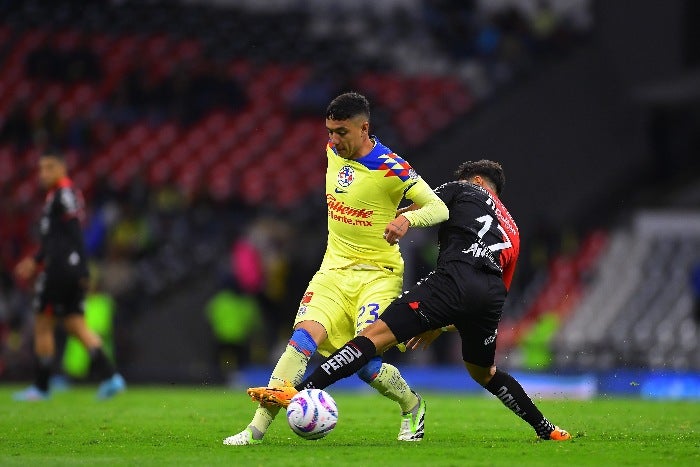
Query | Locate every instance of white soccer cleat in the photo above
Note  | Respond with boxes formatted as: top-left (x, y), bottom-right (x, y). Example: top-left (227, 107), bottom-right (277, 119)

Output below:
top-left (397, 392), bottom-right (425, 441)
top-left (222, 427), bottom-right (262, 446)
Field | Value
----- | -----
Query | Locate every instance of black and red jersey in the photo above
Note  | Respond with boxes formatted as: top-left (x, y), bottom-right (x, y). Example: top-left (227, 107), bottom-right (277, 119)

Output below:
top-left (434, 181), bottom-right (520, 290)
top-left (34, 176), bottom-right (88, 279)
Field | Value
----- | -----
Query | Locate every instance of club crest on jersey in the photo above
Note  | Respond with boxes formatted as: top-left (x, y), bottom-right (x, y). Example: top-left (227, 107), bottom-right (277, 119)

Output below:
top-left (337, 166), bottom-right (355, 188)
top-left (301, 291), bottom-right (314, 304)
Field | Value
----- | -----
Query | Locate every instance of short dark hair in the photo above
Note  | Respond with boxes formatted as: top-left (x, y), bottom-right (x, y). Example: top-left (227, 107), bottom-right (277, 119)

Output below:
top-left (454, 160), bottom-right (506, 196)
top-left (326, 92), bottom-right (370, 121)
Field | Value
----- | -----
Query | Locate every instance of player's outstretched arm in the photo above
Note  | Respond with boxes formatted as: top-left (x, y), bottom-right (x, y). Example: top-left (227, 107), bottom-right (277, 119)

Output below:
top-left (401, 178), bottom-right (448, 228)
top-left (396, 203), bottom-right (418, 216)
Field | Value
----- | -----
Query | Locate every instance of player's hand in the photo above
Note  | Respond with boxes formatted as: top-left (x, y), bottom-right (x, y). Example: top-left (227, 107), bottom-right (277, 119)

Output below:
top-left (383, 215), bottom-right (410, 245)
top-left (405, 329), bottom-right (443, 351)
top-left (14, 257), bottom-right (37, 281)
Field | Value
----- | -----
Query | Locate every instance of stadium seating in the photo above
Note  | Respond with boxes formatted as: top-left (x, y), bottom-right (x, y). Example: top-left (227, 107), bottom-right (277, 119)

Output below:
top-left (0, 0), bottom-right (593, 379)
top-left (497, 231), bottom-right (608, 359)
top-left (554, 212), bottom-right (700, 371)
top-left (0, 2), bottom-right (485, 265)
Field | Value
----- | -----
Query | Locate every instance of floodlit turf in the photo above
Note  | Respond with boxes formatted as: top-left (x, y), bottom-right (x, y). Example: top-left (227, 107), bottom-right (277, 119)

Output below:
top-left (0, 385), bottom-right (698, 466)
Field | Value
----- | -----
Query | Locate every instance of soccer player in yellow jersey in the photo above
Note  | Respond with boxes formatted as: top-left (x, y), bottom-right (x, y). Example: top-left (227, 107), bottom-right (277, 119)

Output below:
top-left (224, 92), bottom-right (448, 445)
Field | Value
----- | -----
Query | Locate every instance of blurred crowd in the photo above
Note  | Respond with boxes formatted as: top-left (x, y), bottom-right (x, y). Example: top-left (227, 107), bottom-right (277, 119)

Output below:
top-left (0, 0), bottom-right (591, 382)
top-left (0, 58), bottom-right (247, 157)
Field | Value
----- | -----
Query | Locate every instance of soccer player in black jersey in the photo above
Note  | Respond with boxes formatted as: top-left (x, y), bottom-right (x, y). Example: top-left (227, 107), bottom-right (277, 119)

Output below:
top-left (13, 153), bottom-right (125, 401)
top-left (249, 160), bottom-right (571, 441)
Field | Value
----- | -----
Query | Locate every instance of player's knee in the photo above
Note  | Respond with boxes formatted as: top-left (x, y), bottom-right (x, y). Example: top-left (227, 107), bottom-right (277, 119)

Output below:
top-left (358, 356), bottom-right (383, 383)
top-left (465, 362), bottom-right (495, 386)
top-left (288, 328), bottom-right (318, 357)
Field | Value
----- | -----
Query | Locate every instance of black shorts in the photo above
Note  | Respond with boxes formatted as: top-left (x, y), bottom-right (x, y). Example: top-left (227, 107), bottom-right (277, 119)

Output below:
top-left (380, 261), bottom-right (506, 367)
top-left (33, 271), bottom-right (86, 318)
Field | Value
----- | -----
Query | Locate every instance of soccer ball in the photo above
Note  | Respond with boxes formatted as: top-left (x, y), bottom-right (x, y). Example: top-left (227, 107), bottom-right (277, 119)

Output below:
top-left (286, 388), bottom-right (338, 440)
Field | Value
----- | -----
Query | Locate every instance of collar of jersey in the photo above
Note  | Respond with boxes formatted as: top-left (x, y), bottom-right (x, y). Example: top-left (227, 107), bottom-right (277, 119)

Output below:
top-left (353, 136), bottom-right (392, 167)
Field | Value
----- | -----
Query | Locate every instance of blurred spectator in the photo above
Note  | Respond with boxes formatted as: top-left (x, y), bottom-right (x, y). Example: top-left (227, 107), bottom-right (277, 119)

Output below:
top-left (0, 261), bottom-right (31, 379)
top-left (109, 202), bottom-right (153, 258)
top-left (0, 0), bottom-right (593, 381)
top-left (520, 312), bottom-right (559, 370)
top-left (229, 236), bottom-right (265, 296)
top-left (98, 249), bottom-right (136, 302)
top-left (84, 201), bottom-right (120, 259)
top-left (205, 278), bottom-right (262, 386)
top-left (531, 0), bottom-right (558, 45)
top-left (247, 217), bottom-right (293, 306)
top-left (529, 0), bottom-right (582, 57)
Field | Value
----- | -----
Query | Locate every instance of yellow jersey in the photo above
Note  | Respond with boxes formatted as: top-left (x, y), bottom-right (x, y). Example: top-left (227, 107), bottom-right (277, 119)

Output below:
top-left (321, 137), bottom-right (442, 274)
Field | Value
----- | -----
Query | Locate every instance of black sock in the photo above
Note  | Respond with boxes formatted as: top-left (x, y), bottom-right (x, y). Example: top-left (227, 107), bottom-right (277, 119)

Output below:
top-left (35, 356), bottom-right (52, 392)
top-left (296, 336), bottom-right (376, 390)
top-left (484, 369), bottom-right (556, 439)
top-left (89, 347), bottom-right (116, 380)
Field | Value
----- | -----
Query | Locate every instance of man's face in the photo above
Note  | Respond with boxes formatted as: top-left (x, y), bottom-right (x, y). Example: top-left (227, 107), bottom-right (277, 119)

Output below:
top-left (38, 156), bottom-right (65, 189)
top-left (326, 116), bottom-right (368, 159)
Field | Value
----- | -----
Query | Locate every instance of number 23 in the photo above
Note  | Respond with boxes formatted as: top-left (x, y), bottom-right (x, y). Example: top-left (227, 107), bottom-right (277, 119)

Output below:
top-left (357, 303), bottom-right (380, 330)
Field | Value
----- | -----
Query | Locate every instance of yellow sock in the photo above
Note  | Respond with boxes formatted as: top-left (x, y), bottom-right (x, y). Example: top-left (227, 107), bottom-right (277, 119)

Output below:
top-left (249, 344), bottom-right (310, 436)
top-left (249, 405), bottom-right (280, 438)
top-left (369, 363), bottom-right (419, 413)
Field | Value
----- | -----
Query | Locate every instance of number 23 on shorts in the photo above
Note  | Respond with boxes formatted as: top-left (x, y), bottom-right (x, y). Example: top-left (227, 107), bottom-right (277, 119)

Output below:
top-left (356, 303), bottom-right (380, 333)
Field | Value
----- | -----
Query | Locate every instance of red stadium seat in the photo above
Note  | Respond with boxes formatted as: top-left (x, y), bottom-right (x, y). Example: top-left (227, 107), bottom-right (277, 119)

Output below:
top-left (154, 123), bottom-right (179, 148)
top-left (148, 158), bottom-right (173, 186)
top-left (227, 59), bottom-right (253, 84)
top-left (54, 29), bottom-right (81, 50)
top-left (171, 39), bottom-right (202, 62)
top-left (0, 147), bottom-right (15, 185)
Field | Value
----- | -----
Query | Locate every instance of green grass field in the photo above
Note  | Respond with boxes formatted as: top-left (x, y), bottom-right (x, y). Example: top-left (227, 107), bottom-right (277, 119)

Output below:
top-left (0, 385), bottom-right (698, 466)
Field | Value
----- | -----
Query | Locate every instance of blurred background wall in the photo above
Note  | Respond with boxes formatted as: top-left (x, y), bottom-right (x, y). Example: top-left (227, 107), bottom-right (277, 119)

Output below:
top-left (0, 0), bottom-right (698, 388)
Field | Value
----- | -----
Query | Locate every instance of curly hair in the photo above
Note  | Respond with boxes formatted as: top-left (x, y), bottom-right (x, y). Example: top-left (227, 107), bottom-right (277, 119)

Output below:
top-left (454, 160), bottom-right (506, 196)
top-left (326, 92), bottom-right (370, 121)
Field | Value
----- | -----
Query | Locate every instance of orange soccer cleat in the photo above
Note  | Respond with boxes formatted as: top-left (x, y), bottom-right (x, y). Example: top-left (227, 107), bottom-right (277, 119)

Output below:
top-left (548, 426), bottom-right (572, 441)
top-left (247, 385), bottom-right (299, 407)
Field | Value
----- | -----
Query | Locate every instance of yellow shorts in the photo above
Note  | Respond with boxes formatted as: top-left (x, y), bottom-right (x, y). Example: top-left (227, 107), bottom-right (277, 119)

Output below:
top-left (293, 268), bottom-right (403, 357)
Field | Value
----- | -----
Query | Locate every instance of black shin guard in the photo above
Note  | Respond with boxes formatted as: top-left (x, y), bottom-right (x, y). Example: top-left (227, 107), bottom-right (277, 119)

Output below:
top-left (297, 336), bottom-right (376, 390)
top-left (89, 347), bottom-right (116, 380)
top-left (484, 369), bottom-right (555, 438)
top-left (35, 356), bottom-right (52, 392)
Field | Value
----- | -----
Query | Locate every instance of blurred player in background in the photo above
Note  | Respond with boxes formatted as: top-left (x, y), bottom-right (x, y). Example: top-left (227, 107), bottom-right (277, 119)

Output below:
top-left (249, 160), bottom-right (571, 441)
top-left (13, 152), bottom-right (125, 401)
top-left (224, 92), bottom-right (448, 445)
